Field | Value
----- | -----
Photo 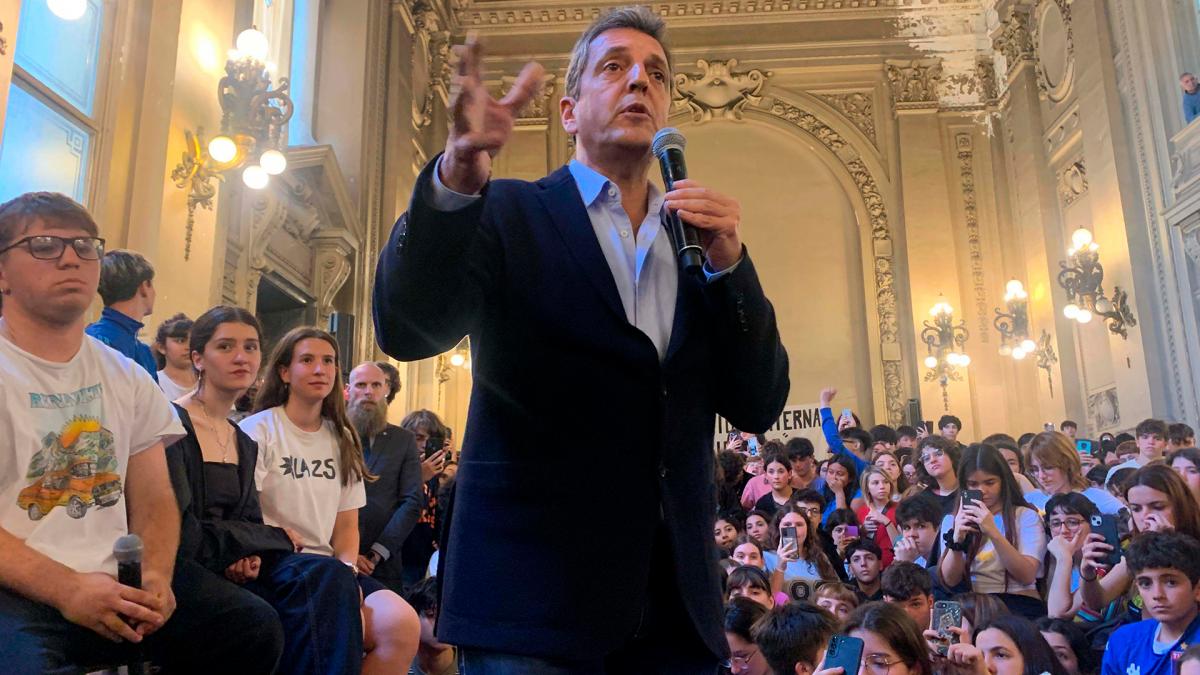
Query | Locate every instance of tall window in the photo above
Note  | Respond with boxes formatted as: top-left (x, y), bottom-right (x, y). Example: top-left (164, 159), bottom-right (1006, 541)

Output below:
top-left (0, 0), bottom-right (106, 204)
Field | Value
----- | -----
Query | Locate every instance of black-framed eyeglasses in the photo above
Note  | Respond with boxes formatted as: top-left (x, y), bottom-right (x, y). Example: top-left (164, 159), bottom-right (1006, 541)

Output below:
top-left (0, 236), bottom-right (105, 261)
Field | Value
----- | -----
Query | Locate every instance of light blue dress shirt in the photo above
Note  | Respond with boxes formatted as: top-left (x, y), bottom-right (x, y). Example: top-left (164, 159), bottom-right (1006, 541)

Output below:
top-left (427, 157), bottom-right (739, 361)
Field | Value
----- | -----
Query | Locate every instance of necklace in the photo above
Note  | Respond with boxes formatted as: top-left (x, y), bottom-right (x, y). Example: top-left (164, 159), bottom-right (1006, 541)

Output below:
top-left (196, 395), bottom-right (233, 463)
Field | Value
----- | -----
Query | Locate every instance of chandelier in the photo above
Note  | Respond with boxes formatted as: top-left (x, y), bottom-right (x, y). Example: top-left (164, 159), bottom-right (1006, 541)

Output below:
top-left (171, 28), bottom-right (294, 259)
top-left (921, 297), bottom-right (969, 411)
top-left (1057, 229), bottom-right (1136, 339)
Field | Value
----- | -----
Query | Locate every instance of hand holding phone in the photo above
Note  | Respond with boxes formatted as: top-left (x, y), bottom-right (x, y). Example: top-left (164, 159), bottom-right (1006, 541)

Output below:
top-left (780, 526), bottom-right (799, 558)
top-left (1090, 514), bottom-right (1123, 568)
top-left (931, 601), bottom-right (962, 655)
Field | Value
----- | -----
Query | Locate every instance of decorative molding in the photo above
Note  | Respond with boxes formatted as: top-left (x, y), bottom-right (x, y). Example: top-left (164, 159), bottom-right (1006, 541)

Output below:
top-left (976, 56), bottom-right (999, 103)
top-left (955, 132), bottom-right (989, 343)
top-left (672, 59), bottom-right (772, 123)
top-left (1087, 386), bottom-right (1121, 432)
top-left (0, 20), bottom-right (7, 57)
top-left (1056, 158), bottom-right (1088, 208)
top-left (816, 92), bottom-right (877, 145)
top-left (1031, 0), bottom-right (1075, 102)
top-left (244, 196), bottom-right (289, 309)
top-left (886, 58), bottom-right (942, 109)
top-left (402, 0), bottom-right (453, 131)
top-left (501, 73), bottom-right (558, 122)
top-left (452, 0), bottom-right (981, 30)
top-left (765, 96), bottom-right (905, 425)
top-left (1044, 106), bottom-right (1080, 158)
top-left (992, 6), bottom-right (1034, 77)
top-left (312, 237), bottom-right (355, 328)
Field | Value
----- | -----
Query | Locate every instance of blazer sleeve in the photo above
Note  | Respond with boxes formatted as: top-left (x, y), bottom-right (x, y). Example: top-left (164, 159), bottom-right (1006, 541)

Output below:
top-left (703, 249), bottom-right (789, 433)
top-left (373, 153), bottom-right (504, 361)
top-left (370, 434), bottom-right (425, 560)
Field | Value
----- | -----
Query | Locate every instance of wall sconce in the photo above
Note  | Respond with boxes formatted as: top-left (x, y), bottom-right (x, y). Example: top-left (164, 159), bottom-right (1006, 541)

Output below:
top-left (1057, 229), bottom-right (1137, 339)
top-left (171, 27), bottom-right (294, 260)
top-left (993, 279), bottom-right (1059, 396)
top-left (921, 297), bottom-right (970, 412)
top-left (435, 337), bottom-right (471, 384)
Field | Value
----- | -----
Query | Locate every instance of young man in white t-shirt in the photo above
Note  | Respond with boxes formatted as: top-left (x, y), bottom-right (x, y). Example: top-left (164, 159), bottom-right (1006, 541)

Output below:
top-left (0, 193), bottom-right (282, 673)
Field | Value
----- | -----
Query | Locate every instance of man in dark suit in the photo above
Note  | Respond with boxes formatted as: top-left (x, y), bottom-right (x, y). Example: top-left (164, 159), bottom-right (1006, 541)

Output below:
top-left (346, 362), bottom-right (423, 592)
top-left (373, 6), bottom-right (788, 672)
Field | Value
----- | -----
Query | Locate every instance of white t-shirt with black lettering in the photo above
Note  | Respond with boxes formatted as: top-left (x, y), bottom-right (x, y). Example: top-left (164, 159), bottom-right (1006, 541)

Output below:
top-left (239, 406), bottom-right (366, 557)
top-left (0, 335), bottom-right (183, 575)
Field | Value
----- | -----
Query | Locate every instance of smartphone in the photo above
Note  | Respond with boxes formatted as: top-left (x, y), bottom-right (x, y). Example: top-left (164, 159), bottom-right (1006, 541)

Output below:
top-left (822, 634), bottom-right (864, 673)
top-left (845, 525), bottom-right (859, 538)
top-left (1090, 514), bottom-right (1123, 569)
top-left (1076, 439), bottom-right (1095, 455)
top-left (780, 526), bottom-right (798, 552)
top-left (424, 431), bottom-right (445, 459)
top-left (931, 601), bottom-right (963, 655)
top-left (841, 408), bottom-right (853, 421)
top-left (922, 420), bottom-right (934, 434)
top-left (747, 437), bottom-right (759, 457)
top-left (728, 430), bottom-right (740, 443)
top-left (963, 489), bottom-right (983, 506)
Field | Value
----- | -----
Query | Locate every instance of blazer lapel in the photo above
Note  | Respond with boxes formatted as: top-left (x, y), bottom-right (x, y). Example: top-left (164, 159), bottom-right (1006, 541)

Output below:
top-left (537, 167), bottom-right (627, 323)
top-left (367, 429), bottom-right (387, 473)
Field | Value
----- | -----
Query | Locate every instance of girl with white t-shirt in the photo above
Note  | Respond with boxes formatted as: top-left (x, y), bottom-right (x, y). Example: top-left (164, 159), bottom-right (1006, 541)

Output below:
top-left (240, 327), bottom-right (418, 674)
top-left (939, 444), bottom-right (1047, 619)
top-left (765, 504), bottom-right (838, 603)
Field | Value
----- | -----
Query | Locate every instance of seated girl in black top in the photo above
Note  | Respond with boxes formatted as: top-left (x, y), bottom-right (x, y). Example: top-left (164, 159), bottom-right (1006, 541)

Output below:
top-left (165, 306), bottom-right (365, 675)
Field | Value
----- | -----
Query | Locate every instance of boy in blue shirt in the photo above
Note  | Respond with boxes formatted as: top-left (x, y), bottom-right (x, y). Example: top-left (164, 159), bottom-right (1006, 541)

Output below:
top-left (1102, 531), bottom-right (1200, 675)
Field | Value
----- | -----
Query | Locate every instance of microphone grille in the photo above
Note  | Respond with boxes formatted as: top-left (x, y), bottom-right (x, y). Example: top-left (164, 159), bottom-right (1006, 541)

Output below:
top-left (652, 127), bottom-right (686, 157)
top-left (114, 534), bottom-right (144, 564)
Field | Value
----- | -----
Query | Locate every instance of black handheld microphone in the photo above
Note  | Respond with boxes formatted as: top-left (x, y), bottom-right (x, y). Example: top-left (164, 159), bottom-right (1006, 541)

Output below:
top-left (652, 127), bottom-right (704, 275)
top-left (114, 534), bottom-right (143, 589)
top-left (114, 534), bottom-right (148, 675)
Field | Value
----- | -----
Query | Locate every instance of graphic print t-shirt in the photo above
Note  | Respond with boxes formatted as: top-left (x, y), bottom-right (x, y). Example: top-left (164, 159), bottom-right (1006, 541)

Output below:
top-left (239, 407), bottom-right (366, 556)
top-left (0, 336), bottom-right (183, 575)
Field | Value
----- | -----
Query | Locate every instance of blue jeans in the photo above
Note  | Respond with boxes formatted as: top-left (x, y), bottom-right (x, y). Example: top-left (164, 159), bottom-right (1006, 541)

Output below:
top-left (246, 552), bottom-right (363, 675)
top-left (0, 558), bottom-right (282, 675)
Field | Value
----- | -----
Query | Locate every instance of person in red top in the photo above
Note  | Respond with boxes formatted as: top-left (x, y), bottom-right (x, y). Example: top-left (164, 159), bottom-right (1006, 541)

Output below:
top-left (856, 465), bottom-right (900, 568)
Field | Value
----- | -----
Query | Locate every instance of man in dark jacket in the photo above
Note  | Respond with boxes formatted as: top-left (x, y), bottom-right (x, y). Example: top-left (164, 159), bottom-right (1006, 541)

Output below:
top-left (373, 6), bottom-right (788, 672)
top-left (347, 362), bottom-right (423, 592)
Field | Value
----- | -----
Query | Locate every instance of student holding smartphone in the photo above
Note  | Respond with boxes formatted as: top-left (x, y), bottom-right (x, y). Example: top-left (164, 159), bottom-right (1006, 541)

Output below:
top-left (837, 602), bottom-right (932, 675)
top-left (939, 444), bottom-right (1047, 619)
top-left (766, 505), bottom-right (839, 602)
top-left (1041, 493), bottom-right (1120, 623)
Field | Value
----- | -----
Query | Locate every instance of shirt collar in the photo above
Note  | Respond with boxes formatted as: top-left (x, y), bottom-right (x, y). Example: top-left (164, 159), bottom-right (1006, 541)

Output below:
top-left (100, 306), bottom-right (144, 335)
top-left (567, 159), bottom-right (663, 210)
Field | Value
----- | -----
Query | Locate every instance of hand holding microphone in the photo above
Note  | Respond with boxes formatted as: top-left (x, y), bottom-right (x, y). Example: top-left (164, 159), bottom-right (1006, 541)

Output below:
top-left (655, 128), bottom-right (743, 273)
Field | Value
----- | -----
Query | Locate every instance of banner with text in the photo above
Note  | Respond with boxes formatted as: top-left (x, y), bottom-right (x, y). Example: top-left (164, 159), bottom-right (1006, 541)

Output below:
top-left (714, 402), bottom-right (844, 458)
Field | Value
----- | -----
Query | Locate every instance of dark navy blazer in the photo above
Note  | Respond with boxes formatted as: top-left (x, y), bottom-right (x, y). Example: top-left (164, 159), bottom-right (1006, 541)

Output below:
top-left (373, 156), bottom-right (789, 660)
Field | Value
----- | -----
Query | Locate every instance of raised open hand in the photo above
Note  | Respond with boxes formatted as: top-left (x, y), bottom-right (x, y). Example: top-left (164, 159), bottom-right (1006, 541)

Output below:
top-left (441, 33), bottom-right (546, 194)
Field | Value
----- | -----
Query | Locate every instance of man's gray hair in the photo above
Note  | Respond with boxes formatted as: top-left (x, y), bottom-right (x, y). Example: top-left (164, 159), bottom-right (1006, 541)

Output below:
top-left (564, 6), bottom-right (671, 99)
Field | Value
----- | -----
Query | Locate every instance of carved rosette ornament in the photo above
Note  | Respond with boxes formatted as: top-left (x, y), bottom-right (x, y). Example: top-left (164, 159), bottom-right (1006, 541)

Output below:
top-left (1057, 159), bottom-right (1088, 208)
top-left (672, 59), bottom-right (772, 123)
top-left (886, 59), bottom-right (943, 110)
top-left (766, 97), bottom-right (906, 426)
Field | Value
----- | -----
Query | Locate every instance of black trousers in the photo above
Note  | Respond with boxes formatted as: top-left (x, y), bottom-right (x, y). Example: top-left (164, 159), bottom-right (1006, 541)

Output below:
top-left (0, 558), bottom-right (283, 675)
top-left (459, 522), bottom-right (721, 675)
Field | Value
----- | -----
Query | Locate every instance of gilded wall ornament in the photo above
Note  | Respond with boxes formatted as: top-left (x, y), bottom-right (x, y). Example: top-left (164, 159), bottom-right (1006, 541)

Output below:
top-left (766, 97), bottom-right (906, 426)
top-left (1057, 159), bottom-right (1088, 208)
top-left (885, 59), bottom-right (942, 108)
top-left (817, 92), bottom-right (877, 145)
top-left (956, 133), bottom-right (989, 342)
top-left (673, 59), bottom-right (772, 123)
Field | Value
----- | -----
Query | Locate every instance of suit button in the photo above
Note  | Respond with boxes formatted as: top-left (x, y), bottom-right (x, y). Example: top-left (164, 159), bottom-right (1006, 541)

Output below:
top-left (661, 387), bottom-right (668, 398)
top-left (659, 465), bottom-right (669, 479)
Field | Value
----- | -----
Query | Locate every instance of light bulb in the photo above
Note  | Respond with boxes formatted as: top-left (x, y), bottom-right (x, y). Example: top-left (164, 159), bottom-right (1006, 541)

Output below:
top-left (208, 135), bottom-right (238, 164)
top-left (449, 353), bottom-right (465, 367)
top-left (1021, 338), bottom-right (1037, 353)
top-left (1077, 309), bottom-right (1093, 324)
top-left (1005, 279), bottom-right (1025, 297)
top-left (999, 344), bottom-right (1012, 357)
top-left (959, 354), bottom-right (971, 367)
top-left (235, 28), bottom-right (270, 63)
top-left (48, 0), bottom-right (87, 20)
top-left (1064, 304), bottom-right (1080, 320)
top-left (1011, 348), bottom-right (1027, 360)
top-left (1094, 296), bottom-right (1113, 315)
top-left (946, 353), bottom-right (961, 366)
top-left (1071, 228), bottom-right (1094, 250)
top-left (242, 164), bottom-right (269, 190)
top-left (924, 355), bottom-right (938, 369)
top-left (260, 149), bottom-right (287, 175)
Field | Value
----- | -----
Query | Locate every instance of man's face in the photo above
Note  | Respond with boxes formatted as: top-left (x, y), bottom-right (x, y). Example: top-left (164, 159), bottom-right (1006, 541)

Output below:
top-left (849, 550), bottom-right (880, 584)
top-left (348, 363), bottom-right (389, 408)
top-left (561, 28), bottom-right (671, 156)
top-left (795, 500), bottom-right (822, 531)
top-left (1062, 425), bottom-right (1077, 440)
top-left (1134, 568), bottom-right (1200, 626)
top-left (885, 593), bottom-right (932, 630)
top-left (791, 455), bottom-right (815, 480)
top-left (900, 520), bottom-right (937, 559)
top-left (1138, 432), bottom-right (1166, 458)
top-left (1183, 74), bottom-right (1199, 93)
top-left (0, 219), bottom-right (100, 327)
top-left (897, 434), bottom-right (916, 450)
top-left (940, 423), bottom-right (959, 441)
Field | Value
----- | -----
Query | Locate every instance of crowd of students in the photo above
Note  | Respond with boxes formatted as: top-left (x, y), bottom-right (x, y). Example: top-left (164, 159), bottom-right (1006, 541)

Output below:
top-left (713, 385), bottom-right (1200, 674)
